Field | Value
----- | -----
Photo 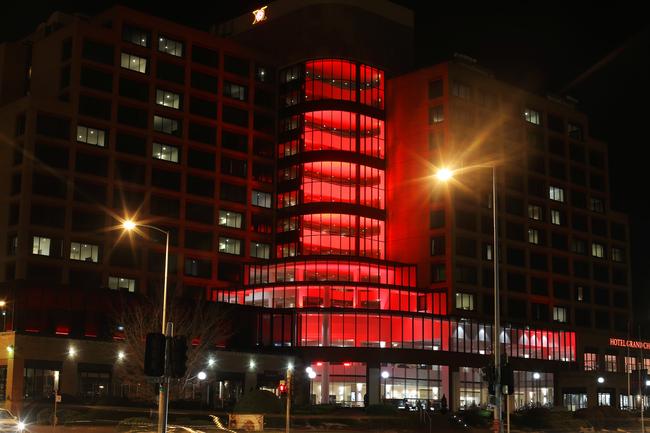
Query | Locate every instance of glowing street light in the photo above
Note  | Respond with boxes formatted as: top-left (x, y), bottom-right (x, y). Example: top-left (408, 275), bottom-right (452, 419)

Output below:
top-left (597, 376), bottom-right (605, 384)
top-left (435, 168), bottom-right (453, 182)
top-left (197, 371), bottom-right (207, 381)
top-left (122, 219), bottom-right (136, 231)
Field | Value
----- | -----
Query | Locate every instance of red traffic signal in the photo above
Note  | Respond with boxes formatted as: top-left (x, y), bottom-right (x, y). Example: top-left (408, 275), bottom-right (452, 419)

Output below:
top-left (278, 380), bottom-right (287, 394)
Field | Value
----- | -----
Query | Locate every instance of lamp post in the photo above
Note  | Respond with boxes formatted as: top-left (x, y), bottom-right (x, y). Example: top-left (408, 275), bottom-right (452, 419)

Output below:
top-left (122, 219), bottom-right (171, 433)
top-left (0, 300), bottom-right (6, 331)
top-left (286, 363), bottom-right (293, 433)
top-left (436, 166), bottom-right (501, 433)
top-left (381, 371), bottom-right (390, 402)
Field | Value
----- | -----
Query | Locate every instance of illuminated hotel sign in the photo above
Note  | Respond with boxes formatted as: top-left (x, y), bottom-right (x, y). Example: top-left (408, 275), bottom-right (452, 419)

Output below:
top-left (252, 6), bottom-right (268, 25)
top-left (610, 338), bottom-right (650, 350)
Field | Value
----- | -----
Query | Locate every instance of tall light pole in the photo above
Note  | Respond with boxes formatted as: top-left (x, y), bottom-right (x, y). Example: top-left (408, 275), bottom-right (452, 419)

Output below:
top-left (0, 300), bottom-right (6, 331)
top-left (122, 219), bottom-right (171, 433)
top-left (436, 166), bottom-right (502, 433)
top-left (381, 371), bottom-right (390, 402)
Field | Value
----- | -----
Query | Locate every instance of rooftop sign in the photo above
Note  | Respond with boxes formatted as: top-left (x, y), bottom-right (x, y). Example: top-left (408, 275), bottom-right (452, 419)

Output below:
top-left (610, 338), bottom-right (650, 350)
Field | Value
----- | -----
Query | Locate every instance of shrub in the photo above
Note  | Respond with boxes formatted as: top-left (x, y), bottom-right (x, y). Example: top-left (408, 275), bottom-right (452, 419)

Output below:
top-left (233, 389), bottom-right (283, 414)
top-left (366, 404), bottom-right (400, 415)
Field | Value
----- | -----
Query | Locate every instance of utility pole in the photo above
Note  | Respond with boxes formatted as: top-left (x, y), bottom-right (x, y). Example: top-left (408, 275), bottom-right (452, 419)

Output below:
top-left (285, 367), bottom-right (293, 433)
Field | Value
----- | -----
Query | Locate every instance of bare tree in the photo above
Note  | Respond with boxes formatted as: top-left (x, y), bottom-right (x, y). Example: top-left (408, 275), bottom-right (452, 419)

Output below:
top-left (112, 294), bottom-right (231, 402)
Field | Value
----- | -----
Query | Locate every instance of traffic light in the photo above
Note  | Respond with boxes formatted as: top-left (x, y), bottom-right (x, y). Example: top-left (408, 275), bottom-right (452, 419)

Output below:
top-left (501, 363), bottom-right (514, 395)
top-left (170, 335), bottom-right (188, 378)
top-left (144, 332), bottom-right (165, 377)
top-left (279, 380), bottom-right (287, 395)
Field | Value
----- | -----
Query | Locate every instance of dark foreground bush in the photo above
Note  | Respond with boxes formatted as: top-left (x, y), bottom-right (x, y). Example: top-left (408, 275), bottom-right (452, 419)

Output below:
top-left (512, 406), bottom-right (552, 429)
top-left (233, 389), bottom-right (283, 414)
top-left (456, 407), bottom-right (492, 428)
top-left (366, 403), bottom-right (400, 415)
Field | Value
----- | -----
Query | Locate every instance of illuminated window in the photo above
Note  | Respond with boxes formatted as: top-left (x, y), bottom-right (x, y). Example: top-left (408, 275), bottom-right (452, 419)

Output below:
top-left (223, 81), bottom-right (247, 101)
top-left (590, 198), bottom-right (604, 213)
top-left (523, 108), bottom-right (541, 125)
top-left (252, 190), bottom-right (272, 208)
top-left (250, 242), bottom-right (270, 259)
top-left (604, 354), bottom-right (617, 372)
top-left (483, 244), bottom-right (493, 261)
top-left (624, 356), bottom-right (638, 373)
top-left (108, 276), bottom-right (136, 292)
top-left (152, 142), bottom-right (179, 163)
top-left (70, 242), bottom-right (99, 262)
top-left (592, 243), bottom-right (605, 258)
top-left (156, 89), bottom-right (181, 109)
top-left (584, 353), bottom-right (597, 371)
top-left (76, 125), bottom-right (106, 147)
top-left (122, 25), bottom-right (149, 47)
top-left (32, 236), bottom-right (52, 256)
top-left (428, 105), bottom-right (444, 124)
top-left (218, 237), bottom-right (242, 255)
top-left (455, 293), bottom-right (475, 311)
top-left (564, 393), bottom-right (587, 411)
top-left (552, 306), bottom-right (567, 323)
top-left (158, 35), bottom-right (183, 57)
top-left (528, 228), bottom-right (540, 245)
top-left (120, 52), bottom-right (147, 74)
top-left (597, 393), bottom-right (611, 407)
top-left (280, 65), bottom-right (301, 83)
top-left (218, 210), bottom-right (243, 229)
top-left (611, 247), bottom-right (624, 263)
top-left (549, 186), bottom-right (565, 202)
top-left (255, 66), bottom-right (267, 82)
top-left (528, 204), bottom-right (542, 220)
top-left (551, 210), bottom-right (562, 225)
top-left (153, 115), bottom-right (181, 136)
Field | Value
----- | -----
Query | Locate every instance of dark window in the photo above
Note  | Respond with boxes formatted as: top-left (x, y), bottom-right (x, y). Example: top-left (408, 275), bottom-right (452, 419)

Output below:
top-left (532, 303), bottom-right (549, 321)
top-left (530, 253), bottom-right (547, 271)
top-left (152, 168), bottom-right (181, 191)
top-left (220, 182), bottom-right (246, 203)
top-left (505, 172), bottom-right (524, 192)
top-left (506, 222), bottom-right (524, 242)
top-left (593, 265), bottom-right (609, 283)
top-left (547, 113), bottom-right (563, 133)
top-left (71, 210), bottom-right (105, 231)
top-left (191, 70), bottom-right (218, 93)
top-left (185, 230), bottom-right (212, 251)
top-left (61, 37), bottom-right (72, 60)
top-left (189, 96), bottom-right (218, 119)
top-left (252, 213), bottom-right (273, 233)
top-left (570, 166), bottom-right (586, 186)
top-left (548, 138), bottom-right (565, 156)
top-left (611, 223), bottom-right (626, 242)
top-left (505, 196), bottom-right (524, 216)
top-left (570, 143), bottom-right (585, 163)
top-left (253, 162), bottom-right (273, 183)
top-left (254, 112), bottom-right (274, 134)
top-left (568, 122), bottom-right (583, 140)
top-left (613, 291), bottom-right (628, 308)
top-left (589, 150), bottom-right (605, 169)
top-left (114, 160), bottom-right (145, 184)
top-left (508, 299), bottom-right (526, 319)
top-left (222, 131), bottom-right (248, 153)
top-left (549, 160), bottom-right (566, 179)
top-left (112, 188), bottom-right (144, 210)
top-left (254, 138), bottom-right (274, 158)
top-left (528, 177), bottom-right (546, 198)
top-left (118, 105), bottom-right (148, 129)
top-left (590, 173), bottom-right (605, 191)
top-left (32, 172), bottom-right (66, 198)
top-left (254, 88), bottom-right (274, 109)
top-left (431, 236), bottom-right (445, 256)
top-left (527, 131), bottom-right (545, 151)
top-left (612, 268), bottom-right (627, 286)
top-left (224, 81), bottom-right (247, 101)
top-left (36, 114), bottom-right (70, 140)
top-left (119, 77), bottom-right (149, 101)
top-left (222, 105), bottom-right (249, 127)
top-left (456, 265), bottom-right (477, 284)
top-left (482, 268), bottom-right (494, 288)
top-left (157, 61), bottom-right (184, 84)
top-left (82, 40), bottom-right (114, 65)
top-left (186, 175), bottom-right (214, 198)
top-left (11, 173), bottom-right (21, 195)
top-left (185, 202), bottom-right (213, 224)
top-left (571, 190), bottom-right (587, 209)
top-left (217, 261), bottom-right (241, 282)
top-left (428, 79), bottom-right (443, 99)
top-left (594, 311), bottom-right (609, 330)
top-left (552, 256), bottom-right (569, 275)
top-left (35, 142), bottom-right (69, 169)
top-left (109, 245), bottom-right (139, 268)
top-left (149, 250), bottom-right (178, 272)
top-left (430, 210), bottom-right (445, 229)
top-left (528, 155), bottom-right (545, 174)
top-left (572, 213), bottom-right (588, 232)
top-left (191, 45), bottom-right (218, 67)
top-left (553, 281), bottom-right (570, 299)
top-left (187, 148), bottom-right (215, 171)
top-left (115, 133), bottom-right (146, 156)
top-left (79, 95), bottom-right (112, 120)
top-left (551, 232), bottom-right (568, 250)
top-left (221, 157), bottom-right (247, 178)
top-left (455, 210), bottom-right (477, 231)
top-left (575, 308), bottom-right (591, 327)
top-left (592, 218), bottom-right (608, 237)
top-left (80, 67), bottom-right (113, 93)
top-left (614, 314), bottom-right (628, 332)
top-left (122, 24), bottom-right (150, 47)
top-left (150, 195), bottom-right (180, 218)
top-left (27, 264), bottom-right (60, 281)
top-left (531, 277), bottom-right (548, 295)
top-left (507, 248), bottom-right (525, 267)
top-left (76, 152), bottom-right (108, 176)
top-left (431, 264), bottom-right (446, 283)
top-left (574, 260), bottom-right (590, 278)
top-left (188, 122), bottom-right (216, 145)
top-left (30, 204), bottom-right (65, 228)
top-left (184, 257), bottom-right (211, 278)
top-left (224, 55), bottom-right (249, 76)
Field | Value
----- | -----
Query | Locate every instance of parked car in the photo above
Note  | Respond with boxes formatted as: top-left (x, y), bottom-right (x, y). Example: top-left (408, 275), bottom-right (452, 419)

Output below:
top-left (0, 409), bottom-right (26, 432)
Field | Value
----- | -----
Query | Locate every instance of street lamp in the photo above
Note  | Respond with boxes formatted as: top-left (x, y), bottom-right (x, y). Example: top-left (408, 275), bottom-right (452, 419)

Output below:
top-left (0, 300), bottom-right (6, 331)
top-left (435, 165), bottom-right (501, 433)
top-left (122, 219), bottom-right (171, 433)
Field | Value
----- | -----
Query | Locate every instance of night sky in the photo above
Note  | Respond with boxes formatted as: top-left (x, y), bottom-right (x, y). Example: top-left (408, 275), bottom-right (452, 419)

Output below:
top-left (3, 2), bottom-right (649, 321)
